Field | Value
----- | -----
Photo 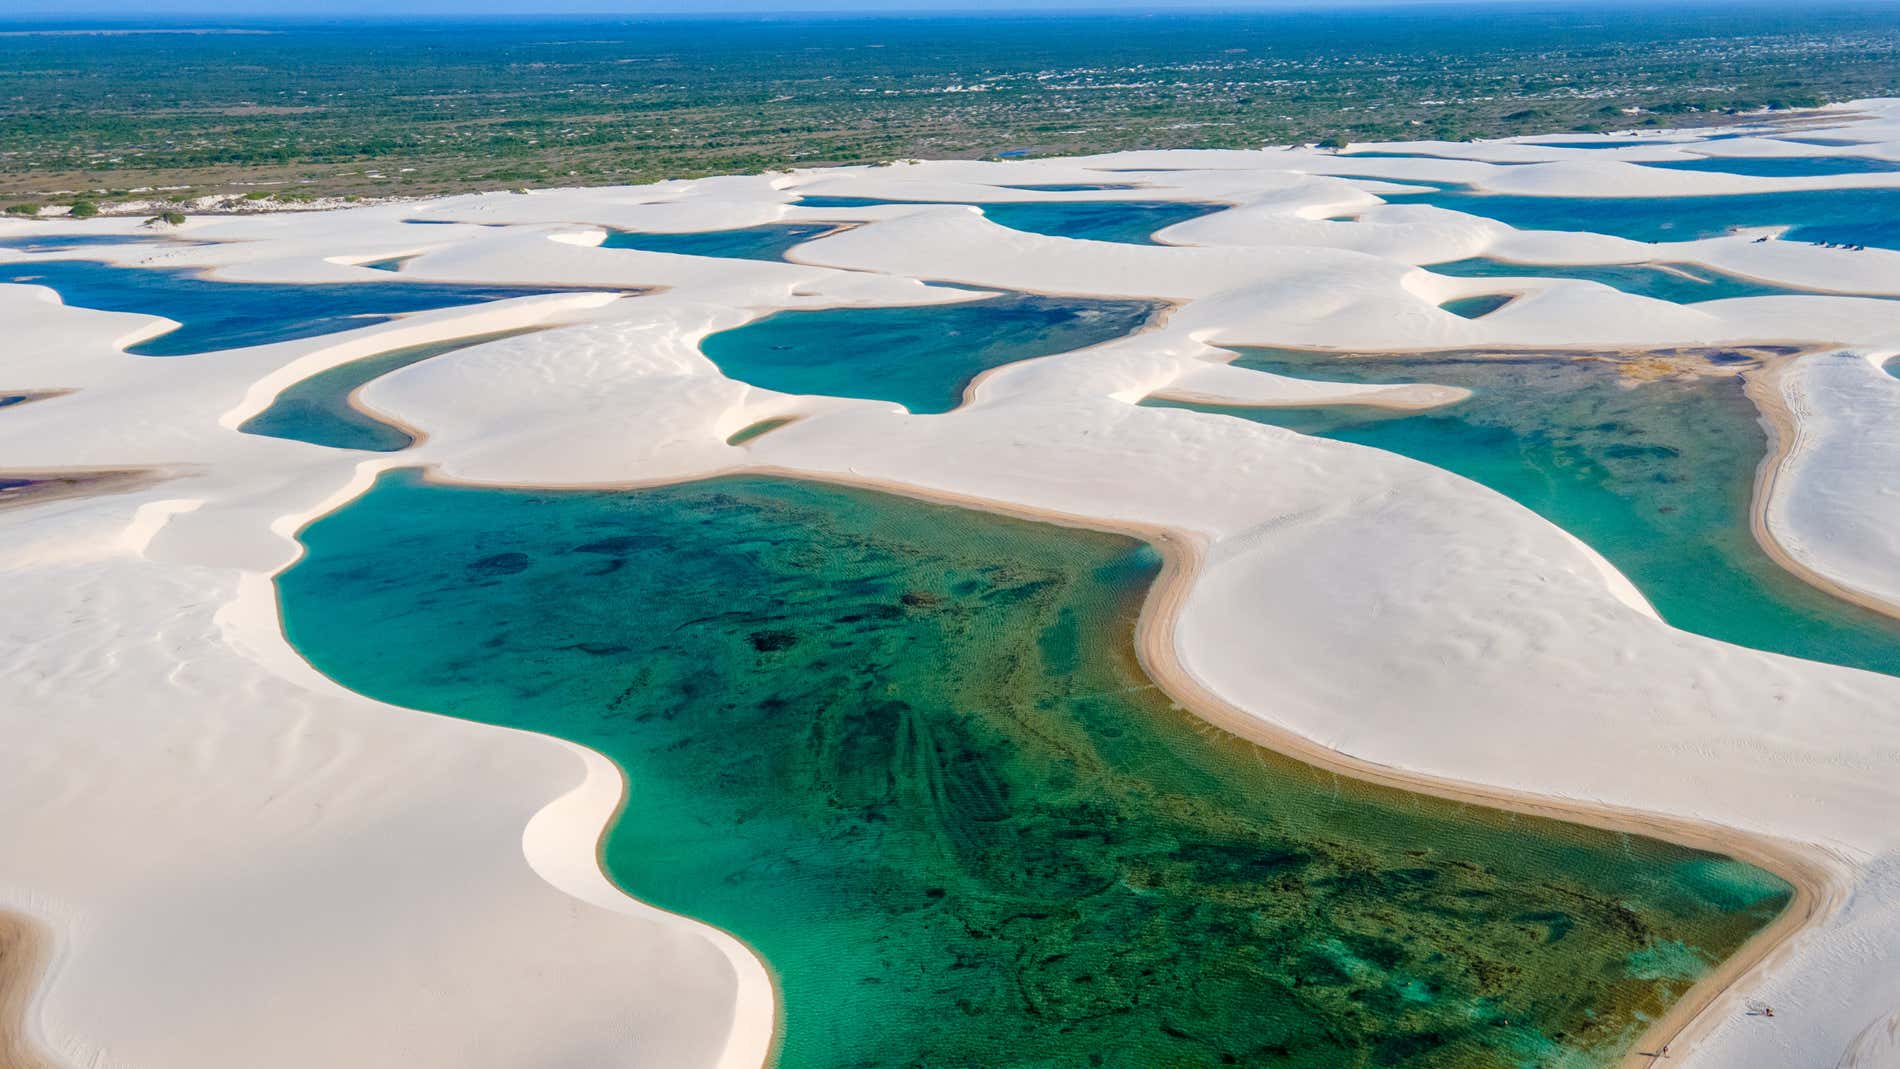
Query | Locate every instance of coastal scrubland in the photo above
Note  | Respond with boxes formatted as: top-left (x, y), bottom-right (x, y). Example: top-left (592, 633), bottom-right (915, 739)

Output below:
top-left (3, 5), bottom-right (1899, 212)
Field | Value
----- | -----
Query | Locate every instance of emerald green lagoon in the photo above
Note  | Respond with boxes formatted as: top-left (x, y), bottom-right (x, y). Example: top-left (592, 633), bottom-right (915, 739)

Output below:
top-left (698, 291), bottom-right (1160, 413)
top-left (1146, 348), bottom-right (1900, 677)
top-left (240, 331), bottom-right (535, 451)
top-left (281, 470), bottom-right (1789, 1069)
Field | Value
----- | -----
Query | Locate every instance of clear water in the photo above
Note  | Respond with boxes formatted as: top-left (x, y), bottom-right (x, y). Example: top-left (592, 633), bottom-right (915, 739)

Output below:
top-left (1145, 348), bottom-right (1900, 678)
top-left (239, 330), bottom-right (538, 451)
top-left (1337, 151), bottom-right (1536, 166)
top-left (697, 290), bottom-right (1160, 414)
top-left (0, 258), bottom-right (570, 356)
top-left (1440, 293), bottom-right (1515, 319)
top-left (0, 233), bottom-right (184, 253)
top-left (600, 222), bottom-right (850, 262)
top-left (1383, 185), bottom-right (1900, 250)
top-left (793, 195), bottom-right (1224, 245)
top-left (280, 470), bottom-right (1791, 1069)
top-left (1000, 183), bottom-right (1142, 192)
top-left (1426, 258), bottom-right (1825, 303)
top-left (1777, 137), bottom-right (1877, 147)
top-left (1640, 156), bottom-right (1900, 177)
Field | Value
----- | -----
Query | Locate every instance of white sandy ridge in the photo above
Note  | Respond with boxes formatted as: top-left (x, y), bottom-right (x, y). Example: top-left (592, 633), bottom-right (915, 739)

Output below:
top-left (6, 99), bottom-right (1900, 1068)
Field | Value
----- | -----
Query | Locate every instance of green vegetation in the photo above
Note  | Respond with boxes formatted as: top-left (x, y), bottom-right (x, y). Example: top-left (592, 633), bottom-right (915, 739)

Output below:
top-left (65, 199), bottom-right (98, 218)
top-left (281, 471), bottom-right (1790, 1069)
top-left (1, 7), bottom-right (1897, 204)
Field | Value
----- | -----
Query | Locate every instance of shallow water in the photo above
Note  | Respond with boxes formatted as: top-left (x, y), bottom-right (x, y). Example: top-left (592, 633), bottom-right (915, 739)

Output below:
top-left (1383, 185), bottom-right (1900, 250)
top-left (0, 233), bottom-right (185, 253)
top-left (698, 290), bottom-right (1160, 413)
top-left (1000, 182), bottom-right (1142, 192)
top-left (1440, 293), bottom-right (1515, 319)
top-left (1425, 258), bottom-right (1823, 303)
top-left (281, 470), bottom-right (1790, 1069)
top-left (0, 258), bottom-right (568, 356)
top-left (1147, 348), bottom-right (1900, 677)
top-left (793, 194), bottom-right (1223, 245)
top-left (600, 222), bottom-right (849, 262)
top-left (239, 330), bottom-right (536, 451)
top-left (1641, 156), bottom-right (1900, 178)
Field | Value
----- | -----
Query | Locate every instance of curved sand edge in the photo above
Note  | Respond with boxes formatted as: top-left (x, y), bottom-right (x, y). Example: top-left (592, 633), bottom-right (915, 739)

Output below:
top-left (0, 912), bottom-right (55, 1069)
top-left (276, 459), bottom-right (779, 1069)
top-left (1746, 358), bottom-right (1900, 625)
top-left (725, 463), bottom-right (1845, 1069)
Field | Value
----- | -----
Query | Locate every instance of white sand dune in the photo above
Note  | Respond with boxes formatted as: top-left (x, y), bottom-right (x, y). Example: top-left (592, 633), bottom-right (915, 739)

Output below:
top-left (7, 100), bottom-right (1900, 1069)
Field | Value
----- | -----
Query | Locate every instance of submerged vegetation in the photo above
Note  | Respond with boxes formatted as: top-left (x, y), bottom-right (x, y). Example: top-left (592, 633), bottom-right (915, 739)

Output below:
top-left (281, 471), bottom-right (1790, 1068)
top-left (2, 5), bottom-right (1899, 209)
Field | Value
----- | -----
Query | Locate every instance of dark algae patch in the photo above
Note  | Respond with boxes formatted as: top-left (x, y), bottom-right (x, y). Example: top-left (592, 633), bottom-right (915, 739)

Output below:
top-left (724, 417), bottom-right (795, 446)
top-left (281, 471), bottom-right (1789, 1069)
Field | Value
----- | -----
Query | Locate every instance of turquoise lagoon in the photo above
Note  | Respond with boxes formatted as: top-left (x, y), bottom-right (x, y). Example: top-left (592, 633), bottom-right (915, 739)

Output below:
top-left (1425, 258), bottom-right (1820, 303)
top-left (697, 290), bottom-right (1160, 413)
top-left (1439, 293), bottom-right (1515, 319)
top-left (600, 222), bottom-right (850, 262)
top-left (1640, 156), bottom-right (1900, 178)
top-left (1147, 348), bottom-right (1900, 678)
top-left (0, 258), bottom-right (571, 356)
top-left (1381, 185), bottom-right (1900, 251)
top-left (239, 330), bottom-right (538, 452)
top-left (793, 195), bottom-right (1224, 245)
top-left (281, 470), bottom-right (1791, 1069)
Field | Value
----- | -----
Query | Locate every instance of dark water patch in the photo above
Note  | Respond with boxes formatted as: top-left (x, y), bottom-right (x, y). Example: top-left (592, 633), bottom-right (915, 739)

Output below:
top-left (699, 290), bottom-right (1160, 414)
top-left (792, 195), bottom-right (1224, 245)
top-left (601, 222), bottom-right (851, 262)
top-left (281, 470), bottom-right (1791, 1069)
top-left (1424, 258), bottom-right (1827, 303)
top-left (359, 255), bottom-right (415, 273)
top-left (1440, 293), bottom-right (1515, 319)
top-left (0, 389), bottom-right (67, 410)
top-left (1640, 156), bottom-right (1900, 178)
top-left (1146, 347), bottom-right (1900, 677)
top-left (239, 329), bottom-right (541, 451)
top-left (725, 416), bottom-right (796, 446)
top-left (0, 258), bottom-right (583, 356)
